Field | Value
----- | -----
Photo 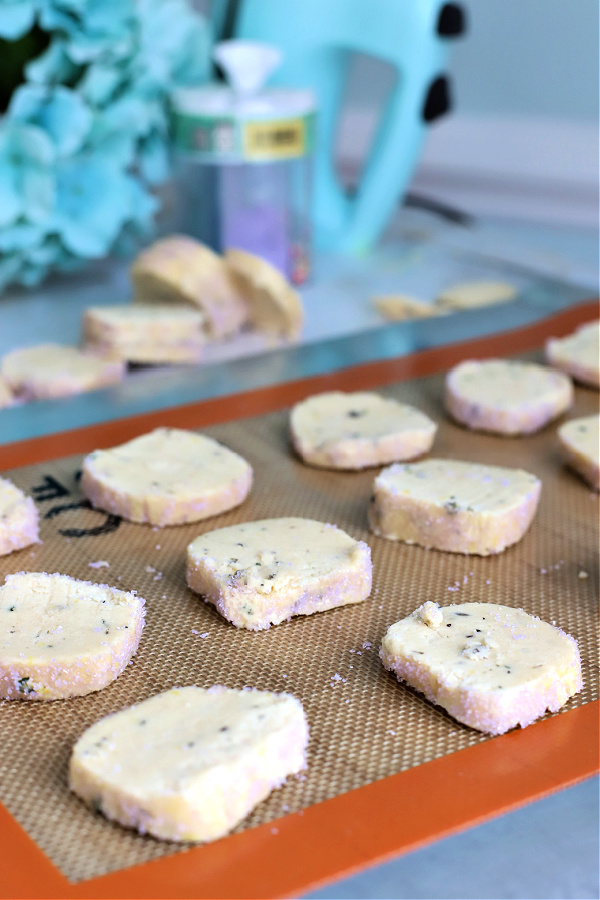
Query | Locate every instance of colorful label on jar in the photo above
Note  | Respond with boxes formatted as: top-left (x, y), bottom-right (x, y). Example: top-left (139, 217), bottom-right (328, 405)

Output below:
top-left (173, 111), bottom-right (315, 162)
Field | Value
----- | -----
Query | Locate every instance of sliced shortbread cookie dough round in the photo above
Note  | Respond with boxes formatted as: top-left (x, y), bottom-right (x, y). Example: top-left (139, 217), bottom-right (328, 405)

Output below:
top-left (380, 601), bottom-right (582, 734)
top-left (81, 428), bottom-right (252, 527)
top-left (546, 320), bottom-right (600, 388)
top-left (0, 375), bottom-right (14, 408)
top-left (1, 344), bottom-right (125, 401)
top-left (69, 685), bottom-right (308, 842)
top-left (445, 359), bottom-right (573, 435)
top-left (187, 517), bottom-right (372, 630)
top-left (558, 414), bottom-right (599, 491)
top-left (131, 235), bottom-right (247, 339)
top-left (290, 391), bottom-right (437, 470)
top-left (225, 248), bottom-right (304, 340)
top-left (435, 280), bottom-right (517, 310)
top-left (83, 304), bottom-right (206, 364)
top-left (372, 294), bottom-right (441, 321)
top-left (369, 459), bottom-right (541, 555)
top-left (0, 477), bottom-right (39, 556)
top-left (0, 572), bottom-right (144, 700)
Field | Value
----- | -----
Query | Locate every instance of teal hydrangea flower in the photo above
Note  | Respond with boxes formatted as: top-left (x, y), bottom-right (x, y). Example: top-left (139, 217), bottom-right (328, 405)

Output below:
top-left (0, 0), bottom-right (211, 290)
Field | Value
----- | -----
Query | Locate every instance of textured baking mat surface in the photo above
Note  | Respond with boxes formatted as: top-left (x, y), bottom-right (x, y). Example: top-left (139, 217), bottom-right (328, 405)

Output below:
top-left (0, 360), bottom-right (598, 884)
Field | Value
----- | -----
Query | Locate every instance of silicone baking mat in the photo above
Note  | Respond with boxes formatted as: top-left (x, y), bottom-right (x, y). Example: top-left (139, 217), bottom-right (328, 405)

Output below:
top-left (0, 305), bottom-right (598, 897)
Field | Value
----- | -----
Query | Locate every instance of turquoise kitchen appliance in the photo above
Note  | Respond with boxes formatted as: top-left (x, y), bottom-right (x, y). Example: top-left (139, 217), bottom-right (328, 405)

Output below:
top-left (233, 0), bottom-right (464, 253)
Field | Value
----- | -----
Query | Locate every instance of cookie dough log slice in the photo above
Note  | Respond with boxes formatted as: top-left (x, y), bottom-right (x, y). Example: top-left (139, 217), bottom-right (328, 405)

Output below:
top-left (0, 572), bottom-right (145, 700)
top-left (380, 601), bottom-right (582, 734)
top-left (81, 427), bottom-right (253, 527)
top-left (0, 375), bottom-right (14, 408)
top-left (70, 686), bottom-right (308, 842)
top-left (225, 249), bottom-right (304, 340)
top-left (187, 518), bottom-right (372, 630)
top-left (131, 235), bottom-right (248, 339)
top-left (435, 280), bottom-right (517, 311)
top-left (372, 294), bottom-right (441, 321)
top-left (1, 344), bottom-right (125, 401)
top-left (545, 320), bottom-right (600, 388)
top-left (558, 414), bottom-right (600, 490)
top-left (290, 390), bottom-right (437, 469)
top-left (445, 359), bottom-right (573, 435)
top-left (0, 477), bottom-right (39, 556)
top-left (369, 459), bottom-right (541, 555)
top-left (83, 304), bottom-right (206, 364)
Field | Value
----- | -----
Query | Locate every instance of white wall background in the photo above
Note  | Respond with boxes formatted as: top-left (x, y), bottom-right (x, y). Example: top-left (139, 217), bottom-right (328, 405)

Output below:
top-left (342, 0), bottom-right (599, 226)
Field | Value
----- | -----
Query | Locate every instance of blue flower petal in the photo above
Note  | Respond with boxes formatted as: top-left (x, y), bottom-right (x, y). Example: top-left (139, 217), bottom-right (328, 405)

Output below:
top-left (89, 128), bottom-right (136, 169)
top-left (0, 223), bottom-right (45, 252)
top-left (0, 255), bottom-right (23, 291)
top-left (0, 123), bottom-right (55, 226)
top-left (52, 155), bottom-right (133, 257)
top-left (9, 85), bottom-right (93, 158)
top-left (139, 130), bottom-right (170, 184)
top-left (0, 168), bottom-right (23, 226)
top-left (25, 40), bottom-right (79, 85)
top-left (79, 63), bottom-right (123, 106)
top-left (0, 0), bottom-right (36, 40)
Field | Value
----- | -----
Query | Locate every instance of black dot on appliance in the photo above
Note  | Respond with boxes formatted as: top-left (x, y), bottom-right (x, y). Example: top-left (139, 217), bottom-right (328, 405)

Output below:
top-left (422, 75), bottom-right (452, 123)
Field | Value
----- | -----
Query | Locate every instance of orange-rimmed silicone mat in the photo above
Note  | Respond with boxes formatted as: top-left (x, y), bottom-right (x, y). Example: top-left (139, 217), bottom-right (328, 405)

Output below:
top-left (0, 303), bottom-right (598, 900)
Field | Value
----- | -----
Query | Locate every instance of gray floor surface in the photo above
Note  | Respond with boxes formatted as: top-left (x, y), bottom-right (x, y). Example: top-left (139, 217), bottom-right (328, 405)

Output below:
top-left (305, 777), bottom-right (599, 900)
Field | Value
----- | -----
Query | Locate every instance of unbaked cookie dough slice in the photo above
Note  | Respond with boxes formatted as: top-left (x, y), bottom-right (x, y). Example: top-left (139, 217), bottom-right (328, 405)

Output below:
top-left (81, 427), bottom-right (252, 527)
top-left (545, 320), bottom-right (600, 388)
top-left (369, 459), bottom-right (541, 555)
top-left (435, 280), bottom-right (517, 310)
top-left (225, 248), bottom-right (303, 340)
top-left (187, 517), bottom-right (372, 630)
top-left (83, 304), bottom-right (206, 364)
top-left (131, 235), bottom-right (248, 339)
top-left (445, 359), bottom-right (573, 435)
top-left (1, 343), bottom-right (125, 401)
top-left (380, 601), bottom-right (582, 734)
top-left (558, 414), bottom-right (600, 491)
top-left (0, 477), bottom-right (39, 556)
top-left (0, 572), bottom-right (144, 700)
top-left (69, 685), bottom-right (308, 842)
top-left (290, 391), bottom-right (437, 470)
top-left (372, 294), bottom-right (441, 321)
top-left (0, 375), bottom-right (14, 408)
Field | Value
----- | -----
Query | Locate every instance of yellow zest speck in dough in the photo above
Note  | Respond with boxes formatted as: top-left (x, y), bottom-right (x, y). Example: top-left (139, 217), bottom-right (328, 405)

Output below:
top-left (380, 602), bottom-right (582, 734)
top-left (81, 427), bottom-right (253, 527)
top-left (69, 685), bottom-right (309, 842)
top-left (0, 572), bottom-right (145, 700)
top-left (186, 517), bottom-right (372, 630)
top-left (0, 343), bottom-right (125, 401)
top-left (545, 320), bottom-right (600, 388)
top-left (444, 359), bottom-right (573, 435)
top-left (290, 391), bottom-right (437, 470)
top-left (558, 414), bottom-right (600, 491)
top-left (369, 459), bottom-right (541, 555)
top-left (0, 477), bottom-right (39, 557)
